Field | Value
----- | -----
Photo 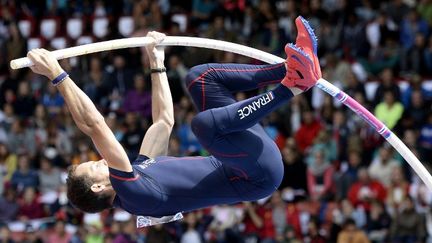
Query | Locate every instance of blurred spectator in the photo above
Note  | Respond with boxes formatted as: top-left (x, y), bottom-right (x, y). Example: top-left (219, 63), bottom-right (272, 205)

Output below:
top-left (306, 130), bottom-right (337, 164)
top-left (0, 104), bottom-right (15, 136)
top-left (295, 110), bottom-right (322, 154)
top-left (374, 91), bottom-right (404, 130)
top-left (11, 154), bottom-right (38, 192)
top-left (242, 202), bottom-right (262, 242)
top-left (401, 74), bottom-right (432, 108)
top-left (303, 218), bottom-right (326, 243)
top-left (366, 200), bottom-right (391, 242)
top-left (146, 223), bottom-right (172, 243)
top-left (84, 222), bottom-right (103, 243)
top-left (0, 224), bottom-right (14, 243)
top-left (348, 168), bottom-right (387, 211)
top-left (306, 148), bottom-right (334, 201)
top-left (337, 218), bottom-right (370, 243)
top-left (181, 212), bottom-right (203, 243)
top-left (373, 68), bottom-right (401, 106)
top-left (206, 16), bottom-right (237, 43)
top-left (5, 23), bottom-right (26, 63)
top-left (45, 121), bottom-right (73, 158)
top-left (386, 166), bottom-right (410, 215)
top-left (343, 71), bottom-right (367, 104)
top-left (323, 54), bottom-right (352, 89)
top-left (0, 188), bottom-right (19, 222)
top-left (401, 32), bottom-right (428, 74)
top-left (13, 81), bottom-right (36, 119)
top-left (38, 156), bottom-right (62, 194)
top-left (270, 191), bottom-right (287, 240)
top-left (7, 120), bottom-right (36, 156)
top-left (280, 225), bottom-right (301, 243)
top-left (21, 224), bottom-right (43, 243)
top-left (383, 0), bottom-right (410, 24)
top-left (403, 90), bottom-right (428, 128)
top-left (363, 12), bottom-right (400, 75)
top-left (191, 0), bottom-right (218, 29)
top-left (42, 85), bottom-right (64, 116)
top-left (390, 196), bottom-right (426, 243)
top-left (317, 95), bottom-right (335, 125)
top-left (32, 105), bottom-right (48, 144)
top-left (107, 55), bottom-right (135, 110)
top-left (419, 113), bottom-right (432, 161)
top-left (177, 111), bottom-right (202, 155)
top-left (337, 199), bottom-right (367, 229)
top-left (279, 146), bottom-right (307, 199)
top-left (342, 12), bottom-right (369, 59)
top-left (82, 57), bottom-right (111, 108)
top-left (400, 9), bottom-right (429, 50)
top-left (368, 146), bottom-right (400, 187)
top-left (410, 175), bottom-right (432, 213)
top-left (17, 187), bottom-right (45, 220)
top-left (123, 73), bottom-right (152, 118)
top-left (209, 204), bottom-right (243, 242)
top-left (335, 150), bottom-right (362, 200)
top-left (44, 221), bottom-right (72, 243)
top-left (260, 19), bottom-right (288, 55)
top-left (167, 55), bottom-right (188, 103)
top-left (318, 20), bottom-right (342, 55)
top-left (424, 35), bottom-right (432, 73)
top-left (0, 143), bottom-right (17, 185)
top-left (120, 112), bottom-right (145, 159)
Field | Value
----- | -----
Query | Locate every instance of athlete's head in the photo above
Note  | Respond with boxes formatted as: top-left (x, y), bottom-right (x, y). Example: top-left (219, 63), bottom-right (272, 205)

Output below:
top-left (66, 159), bottom-right (114, 213)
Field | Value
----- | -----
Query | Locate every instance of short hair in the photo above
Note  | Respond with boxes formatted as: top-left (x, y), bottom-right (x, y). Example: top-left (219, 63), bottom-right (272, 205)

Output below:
top-left (66, 165), bottom-right (112, 213)
top-left (343, 218), bottom-right (356, 228)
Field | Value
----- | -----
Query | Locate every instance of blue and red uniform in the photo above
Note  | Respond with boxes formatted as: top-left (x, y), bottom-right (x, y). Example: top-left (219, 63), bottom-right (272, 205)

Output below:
top-left (109, 63), bottom-right (293, 217)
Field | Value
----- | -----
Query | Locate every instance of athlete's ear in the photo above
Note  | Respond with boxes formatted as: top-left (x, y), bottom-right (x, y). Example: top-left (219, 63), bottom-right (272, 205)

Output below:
top-left (90, 183), bottom-right (106, 193)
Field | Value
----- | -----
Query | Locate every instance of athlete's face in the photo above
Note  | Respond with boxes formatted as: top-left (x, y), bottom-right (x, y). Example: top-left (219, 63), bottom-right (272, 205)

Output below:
top-left (75, 159), bottom-right (110, 192)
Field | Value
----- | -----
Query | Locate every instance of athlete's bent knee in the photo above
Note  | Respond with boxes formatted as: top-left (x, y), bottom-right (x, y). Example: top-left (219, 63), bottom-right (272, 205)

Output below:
top-left (185, 64), bottom-right (210, 89)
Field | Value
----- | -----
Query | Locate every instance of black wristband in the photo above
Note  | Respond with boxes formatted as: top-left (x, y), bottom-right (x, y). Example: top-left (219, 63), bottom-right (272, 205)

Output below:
top-left (150, 67), bottom-right (166, 73)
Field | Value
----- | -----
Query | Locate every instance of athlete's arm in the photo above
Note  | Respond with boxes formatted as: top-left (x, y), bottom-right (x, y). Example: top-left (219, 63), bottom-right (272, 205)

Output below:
top-left (27, 49), bottom-right (132, 172)
top-left (139, 31), bottom-right (174, 157)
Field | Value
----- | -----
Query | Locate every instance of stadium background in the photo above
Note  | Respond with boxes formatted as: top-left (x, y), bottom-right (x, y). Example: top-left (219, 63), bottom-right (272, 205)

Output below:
top-left (1, 0), bottom-right (432, 242)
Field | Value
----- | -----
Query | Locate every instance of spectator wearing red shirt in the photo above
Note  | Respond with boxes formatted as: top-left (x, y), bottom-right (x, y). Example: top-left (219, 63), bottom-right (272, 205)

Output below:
top-left (295, 110), bottom-right (322, 153)
top-left (307, 149), bottom-right (334, 201)
top-left (242, 202), bottom-right (261, 241)
top-left (348, 168), bottom-right (387, 211)
top-left (18, 187), bottom-right (45, 220)
top-left (242, 201), bottom-right (276, 242)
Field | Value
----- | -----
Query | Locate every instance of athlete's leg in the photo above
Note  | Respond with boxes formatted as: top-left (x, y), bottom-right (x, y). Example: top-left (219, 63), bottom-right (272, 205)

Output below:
top-left (186, 62), bottom-right (287, 111)
top-left (188, 82), bottom-right (295, 198)
top-left (185, 63), bottom-right (302, 199)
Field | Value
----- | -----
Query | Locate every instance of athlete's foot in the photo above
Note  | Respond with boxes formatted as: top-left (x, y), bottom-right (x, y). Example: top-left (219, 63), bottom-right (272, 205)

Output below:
top-left (282, 16), bottom-right (322, 92)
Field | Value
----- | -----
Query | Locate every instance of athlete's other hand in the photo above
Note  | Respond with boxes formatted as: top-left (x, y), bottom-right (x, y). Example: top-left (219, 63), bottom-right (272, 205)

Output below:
top-left (145, 31), bottom-right (166, 68)
top-left (27, 48), bottom-right (64, 80)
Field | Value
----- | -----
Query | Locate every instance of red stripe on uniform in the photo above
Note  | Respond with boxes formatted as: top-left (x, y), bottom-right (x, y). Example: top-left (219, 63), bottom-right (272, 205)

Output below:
top-left (187, 63), bottom-right (285, 90)
top-left (207, 148), bottom-right (248, 158)
top-left (110, 173), bottom-right (140, 181)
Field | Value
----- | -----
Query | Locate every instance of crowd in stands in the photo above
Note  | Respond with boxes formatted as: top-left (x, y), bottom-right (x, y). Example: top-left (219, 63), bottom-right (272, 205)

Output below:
top-left (1, 0), bottom-right (432, 242)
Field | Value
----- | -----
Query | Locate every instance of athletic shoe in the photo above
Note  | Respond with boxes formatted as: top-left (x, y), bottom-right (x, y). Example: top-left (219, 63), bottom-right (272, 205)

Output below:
top-left (282, 16), bottom-right (321, 91)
